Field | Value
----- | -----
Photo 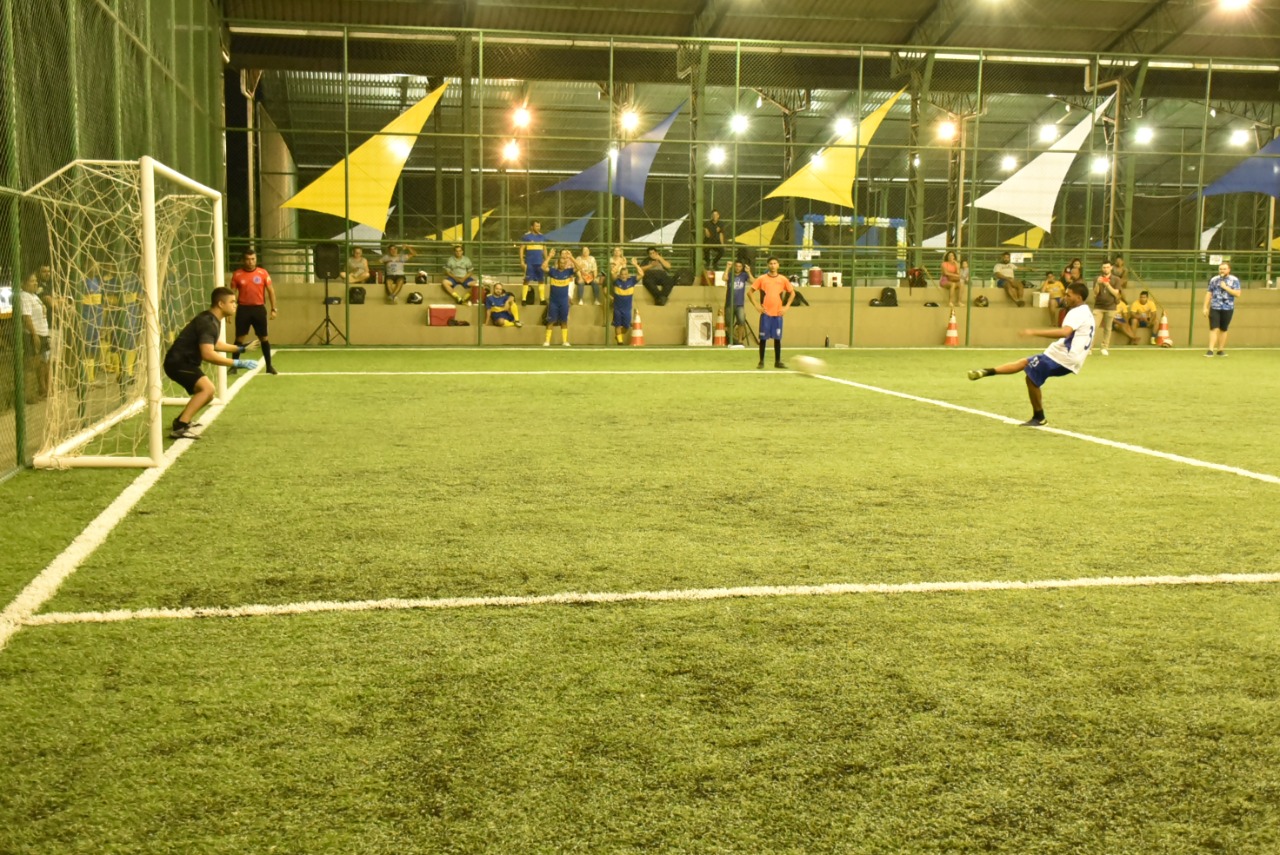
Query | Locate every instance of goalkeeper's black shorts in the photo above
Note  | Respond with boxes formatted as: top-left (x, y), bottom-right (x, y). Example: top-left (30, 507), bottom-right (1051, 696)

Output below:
top-left (164, 359), bottom-right (205, 394)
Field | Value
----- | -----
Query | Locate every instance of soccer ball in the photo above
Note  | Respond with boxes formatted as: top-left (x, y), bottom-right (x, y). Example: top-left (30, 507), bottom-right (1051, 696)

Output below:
top-left (791, 355), bottom-right (827, 375)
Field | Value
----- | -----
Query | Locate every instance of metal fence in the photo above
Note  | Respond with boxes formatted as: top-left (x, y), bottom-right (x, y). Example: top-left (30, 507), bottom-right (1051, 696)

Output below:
top-left (231, 25), bottom-right (1280, 295)
top-left (0, 0), bottom-right (224, 477)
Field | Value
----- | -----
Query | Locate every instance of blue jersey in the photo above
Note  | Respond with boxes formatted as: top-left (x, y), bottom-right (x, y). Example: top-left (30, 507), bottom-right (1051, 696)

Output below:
top-left (521, 232), bottom-right (546, 268)
top-left (731, 272), bottom-right (750, 307)
top-left (548, 266), bottom-right (575, 300)
top-left (1207, 274), bottom-right (1239, 311)
top-left (612, 275), bottom-right (637, 299)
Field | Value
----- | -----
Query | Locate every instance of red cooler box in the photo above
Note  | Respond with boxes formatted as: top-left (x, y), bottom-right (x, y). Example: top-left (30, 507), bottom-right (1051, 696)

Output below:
top-left (428, 304), bottom-right (457, 326)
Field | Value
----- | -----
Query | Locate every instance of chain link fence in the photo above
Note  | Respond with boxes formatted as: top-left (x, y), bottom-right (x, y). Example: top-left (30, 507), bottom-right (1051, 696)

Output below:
top-left (241, 28), bottom-right (1280, 305)
top-left (0, 0), bottom-right (223, 477)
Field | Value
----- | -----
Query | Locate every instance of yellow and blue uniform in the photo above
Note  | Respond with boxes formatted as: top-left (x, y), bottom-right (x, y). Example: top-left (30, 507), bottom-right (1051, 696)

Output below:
top-left (612, 274), bottom-right (636, 330)
top-left (546, 266), bottom-right (574, 325)
top-left (521, 232), bottom-right (546, 282)
top-left (80, 274), bottom-right (106, 381)
top-left (485, 291), bottom-right (518, 326)
top-left (102, 273), bottom-right (142, 377)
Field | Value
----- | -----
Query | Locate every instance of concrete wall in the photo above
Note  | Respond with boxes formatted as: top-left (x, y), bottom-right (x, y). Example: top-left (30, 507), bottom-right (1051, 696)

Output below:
top-left (265, 278), bottom-right (1280, 348)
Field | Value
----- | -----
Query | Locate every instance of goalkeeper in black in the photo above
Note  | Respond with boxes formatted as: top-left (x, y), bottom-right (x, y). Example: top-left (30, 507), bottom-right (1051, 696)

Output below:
top-left (163, 287), bottom-right (258, 439)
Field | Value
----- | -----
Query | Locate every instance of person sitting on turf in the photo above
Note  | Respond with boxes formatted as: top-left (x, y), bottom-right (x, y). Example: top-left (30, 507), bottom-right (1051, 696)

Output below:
top-left (163, 287), bottom-right (258, 439)
top-left (484, 283), bottom-right (522, 327)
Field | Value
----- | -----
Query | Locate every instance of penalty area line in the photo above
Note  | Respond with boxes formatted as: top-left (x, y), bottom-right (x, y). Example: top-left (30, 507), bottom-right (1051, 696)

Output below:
top-left (815, 373), bottom-right (1280, 486)
top-left (23, 572), bottom-right (1280, 628)
top-left (279, 370), bottom-right (780, 376)
top-left (0, 370), bottom-right (260, 654)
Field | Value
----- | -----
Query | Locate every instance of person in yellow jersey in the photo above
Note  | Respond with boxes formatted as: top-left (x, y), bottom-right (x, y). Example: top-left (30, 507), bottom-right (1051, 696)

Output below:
top-left (1128, 290), bottom-right (1161, 344)
top-left (747, 256), bottom-right (795, 369)
top-left (1040, 271), bottom-right (1066, 326)
top-left (544, 249), bottom-right (574, 346)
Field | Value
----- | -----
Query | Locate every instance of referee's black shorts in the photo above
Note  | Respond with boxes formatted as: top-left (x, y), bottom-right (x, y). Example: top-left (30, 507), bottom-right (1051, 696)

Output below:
top-left (235, 304), bottom-right (268, 339)
top-left (164, 359), bottom-right (205, 394)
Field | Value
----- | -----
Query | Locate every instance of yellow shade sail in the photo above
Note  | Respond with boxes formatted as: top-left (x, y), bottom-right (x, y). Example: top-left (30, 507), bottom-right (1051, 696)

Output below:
top-left (733, 215), bottom-right (785, 247)
top-left (1003, 225), bottom-right (1049, 249)
top-left (426, 210), bottom-right (494, 242)
top-left (282, 83), bottom-right (449, 232)
top-left (765, 89), bottom-right (906, 208)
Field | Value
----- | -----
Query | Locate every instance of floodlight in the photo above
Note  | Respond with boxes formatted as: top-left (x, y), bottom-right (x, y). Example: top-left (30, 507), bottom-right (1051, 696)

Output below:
top-left (730, 114), bottom-right (749, 134)
top-left (1220, 0), bottom-right (1250, 10)
top-left (512, 106), bottom-right (531, 129)
top-left (1135, 126), bottom-right (1155, 145)
top-left (708, 146), bottom-right (727, 166)
top-left (1091, 156), bottom-right (1110, 175)
top-left (1039, 124), bottom-right (1059, 143)
top-left (834, 117), bottom-right (854, 137)
top-left (620, 110), bottom-right (640, 133)
top-left (502, 140), bottom-right (521, 162)
top-left (1230, 128), bottom-right (1251, 147)
top-left (1000, 155), bottom-right (1017, 172)
top-left (810, 151), bottom-right (825, 168)
top-left (937, 121), bottom-right (957, 141)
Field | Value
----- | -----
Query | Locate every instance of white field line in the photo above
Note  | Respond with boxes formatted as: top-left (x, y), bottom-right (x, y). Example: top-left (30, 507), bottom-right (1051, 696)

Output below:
top-left (23, 572), bottom-right (1280, 628)
top-left (282, 345), bottom-right (1280, 353)
top-left (282, 370), bottom-right (779, 376)
top-left (814, 373), bottom-right (1280, 485)
top-left (0, 370), bottom-right (259, 653)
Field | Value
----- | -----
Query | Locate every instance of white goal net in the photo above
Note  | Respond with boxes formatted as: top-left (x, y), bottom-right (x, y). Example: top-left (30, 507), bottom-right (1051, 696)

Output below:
top-left (25, 157), bottom-right (224, 468)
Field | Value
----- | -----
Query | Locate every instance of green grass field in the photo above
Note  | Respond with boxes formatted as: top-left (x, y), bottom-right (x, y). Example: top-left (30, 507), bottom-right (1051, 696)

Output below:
top-left (3, 346), bottom-right (1279, 853)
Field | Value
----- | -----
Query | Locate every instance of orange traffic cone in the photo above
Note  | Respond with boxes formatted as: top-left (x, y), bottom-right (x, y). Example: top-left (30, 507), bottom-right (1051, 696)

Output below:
top-left (1154, 313), bottom-right (1173, 347)
top-left (944, 312), bottom-right (959, 347)
top-left (631, 311), bottom-right (645, 346)
top-left (713, 310), bottom-right (727, 346)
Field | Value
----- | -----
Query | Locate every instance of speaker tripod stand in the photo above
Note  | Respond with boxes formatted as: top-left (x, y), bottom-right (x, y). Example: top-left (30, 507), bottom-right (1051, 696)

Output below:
top-left (305, 276), bottom-right (347, 345)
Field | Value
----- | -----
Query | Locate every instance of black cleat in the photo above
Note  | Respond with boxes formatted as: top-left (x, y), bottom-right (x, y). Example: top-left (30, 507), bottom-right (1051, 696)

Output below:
top-left (170, 426), bottom-right (201, 440)
top-left (775, 361), bottom-right (787, 369)
top-left (1019, 416), bottom-right (1047, 427)
top-left (756, 361), bottom-right (764, 369)
top-left (266, 366), bottom-right (279, 375)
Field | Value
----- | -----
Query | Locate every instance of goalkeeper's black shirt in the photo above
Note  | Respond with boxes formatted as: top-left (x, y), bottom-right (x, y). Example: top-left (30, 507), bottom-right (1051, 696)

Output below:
top-left (165, 310), bottom-right (220, 370)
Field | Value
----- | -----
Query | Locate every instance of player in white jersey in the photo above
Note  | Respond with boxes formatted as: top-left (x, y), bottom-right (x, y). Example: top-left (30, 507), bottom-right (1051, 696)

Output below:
top-left (966, 281), bottom-right (1095, 426)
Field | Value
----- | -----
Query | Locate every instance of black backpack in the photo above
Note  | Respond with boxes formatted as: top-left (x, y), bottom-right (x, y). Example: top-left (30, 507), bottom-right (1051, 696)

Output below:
top-left (878, 286), bottom-right (898, 307)
top-left (348, 286), bottom-right (366, 305)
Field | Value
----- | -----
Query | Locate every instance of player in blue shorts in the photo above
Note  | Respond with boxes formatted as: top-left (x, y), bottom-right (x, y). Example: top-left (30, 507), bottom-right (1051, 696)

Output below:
top-left (611, 262), bottom-right (637, 344)
top-left (520, 220), bottom-right (547, 305)
top-left (484, 283), bottom-right (522, 327)
top-left (966, 281), bottom-right (1095, 426)
top-left (544, 249), bottom-right (575, 346)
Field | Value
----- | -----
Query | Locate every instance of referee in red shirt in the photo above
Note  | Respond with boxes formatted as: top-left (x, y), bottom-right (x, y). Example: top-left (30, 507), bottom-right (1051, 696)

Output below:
top-left (230, 248), bottom-right (278, 374)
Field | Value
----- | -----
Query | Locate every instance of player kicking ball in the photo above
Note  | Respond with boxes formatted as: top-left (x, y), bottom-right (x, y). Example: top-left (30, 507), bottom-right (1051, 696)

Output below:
top-left (163, 286), bottom-right (259, 439)
top-left (966, 281), bottom-right (1095, 427)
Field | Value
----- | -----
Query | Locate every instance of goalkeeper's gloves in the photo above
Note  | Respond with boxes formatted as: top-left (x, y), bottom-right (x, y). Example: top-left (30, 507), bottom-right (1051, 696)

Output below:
top-left (233, 358), bottom-right (259, 371)
top-left (236, 343), bottom-right (249, 354)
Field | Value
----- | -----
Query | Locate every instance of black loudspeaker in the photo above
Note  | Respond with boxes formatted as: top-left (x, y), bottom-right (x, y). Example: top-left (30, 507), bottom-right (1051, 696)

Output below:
top-left (313, 242), bottom-right (342, 280)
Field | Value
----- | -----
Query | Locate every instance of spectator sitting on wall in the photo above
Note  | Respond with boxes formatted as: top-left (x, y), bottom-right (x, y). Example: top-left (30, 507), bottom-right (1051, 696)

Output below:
top-left (636, 247), bottom-right (675, 306)
top-left (442, 244), bottom-right (476, 305)
top-left (993, 251), bottom-right (1026, 306)
top-left (1040, 271), bottom-right (1066, 326)
top-left (1129, 290), bottom-right (1160, 343)
top-left (1111, 298), bottom-right (1141, 345)
top-left (484, 283), bottom-right (522, 327)
top-left (341, 247), bottom-right (370, 284)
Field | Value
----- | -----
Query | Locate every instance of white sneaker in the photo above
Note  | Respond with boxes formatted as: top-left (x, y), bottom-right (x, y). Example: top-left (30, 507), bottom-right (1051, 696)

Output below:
top-left (1100, 348), bottom-right (1109, 356)
top-left (563, 342), bottom-right (572, 347)
top-left (542, 341), bottom-right (550, 347)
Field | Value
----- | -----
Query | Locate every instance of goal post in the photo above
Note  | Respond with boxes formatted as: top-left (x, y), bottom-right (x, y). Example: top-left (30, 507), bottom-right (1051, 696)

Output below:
top-left (25, 157), bottom-right (225, 469)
